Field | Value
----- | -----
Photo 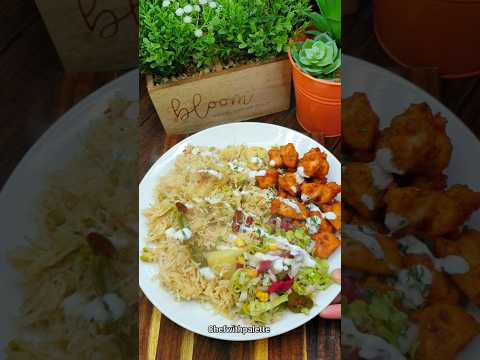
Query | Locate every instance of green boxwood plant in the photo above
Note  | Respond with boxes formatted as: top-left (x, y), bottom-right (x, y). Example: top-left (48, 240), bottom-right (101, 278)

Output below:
top-left (140, 0), bottom-right (310, 80)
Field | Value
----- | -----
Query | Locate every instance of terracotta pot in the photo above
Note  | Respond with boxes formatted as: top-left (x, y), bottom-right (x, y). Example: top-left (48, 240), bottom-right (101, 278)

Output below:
top-left (288, 48), bottom-right (341, 137)
top-left (374, 0), bottom-right (480, 78)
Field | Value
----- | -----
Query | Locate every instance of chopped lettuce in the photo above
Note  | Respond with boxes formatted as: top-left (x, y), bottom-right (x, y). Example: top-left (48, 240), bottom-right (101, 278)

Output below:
top-left (343, 292), bottom-right (409, 350)
top-left (285, 229), bottom-right (313, 250)
top-left (247, 294), bottom-right (289, 323)
top-left (292, 260), bottom-right (330, 295)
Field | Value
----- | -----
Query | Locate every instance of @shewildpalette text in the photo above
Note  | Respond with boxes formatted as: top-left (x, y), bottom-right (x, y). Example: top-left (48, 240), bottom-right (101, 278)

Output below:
top-left (208, 324), bottom-right (271, 335)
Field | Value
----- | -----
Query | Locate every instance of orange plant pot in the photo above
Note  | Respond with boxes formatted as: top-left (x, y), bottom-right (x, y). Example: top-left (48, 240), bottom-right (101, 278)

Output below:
top-left (288, 48), bottom-right (341, 137)
top-left (374, 0), bottom-right (480, 78)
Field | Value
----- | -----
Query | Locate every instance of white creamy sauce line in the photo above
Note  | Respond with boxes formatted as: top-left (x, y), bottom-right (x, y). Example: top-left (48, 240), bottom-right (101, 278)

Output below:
top-left (342, 318), bottom-right (407, 360)
top-left (240, 225), bottom-right (317, 268)
top-left (398, 235), bottom-right (469, 274)
top-left (343, 224), bottom-right (385, 259)
top-left (368, 162), bottom-right (394, 190)
top-left (280, 198), bottom-right (301, 214)
top-left (375, 148), bottom-right (404, 175)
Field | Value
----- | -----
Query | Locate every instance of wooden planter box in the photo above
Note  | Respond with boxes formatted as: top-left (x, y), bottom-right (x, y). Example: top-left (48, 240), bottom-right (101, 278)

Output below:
top-left (146, 58), bottom-right (292, 134)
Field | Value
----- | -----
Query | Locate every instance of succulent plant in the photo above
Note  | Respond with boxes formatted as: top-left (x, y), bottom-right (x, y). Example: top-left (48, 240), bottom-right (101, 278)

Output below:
top-left (291, 32), bottom-right (341, 79)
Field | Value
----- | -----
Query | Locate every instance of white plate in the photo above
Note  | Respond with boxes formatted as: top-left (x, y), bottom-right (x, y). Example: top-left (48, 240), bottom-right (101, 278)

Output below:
top-left (343, 55), bottom-right (480, 228)
top-left (139, 122), bottom-right (342, 341)
top-left (0, 70), bottom-right (138, 350)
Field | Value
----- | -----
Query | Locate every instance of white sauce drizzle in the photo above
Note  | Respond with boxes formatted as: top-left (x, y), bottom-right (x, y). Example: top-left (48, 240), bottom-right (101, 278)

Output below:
top-left (368, 162), bottom-right (394, 190)
top-left (343, 224), bottom-right (385, 259)
top-left (280, 198), bottom-right (301, 214)
top-left (398, 235), bottom-right (470, 274)
top-left (361, 194), bottom-right (375, 210)
top-left (375, 148), bottom-right (404, 175)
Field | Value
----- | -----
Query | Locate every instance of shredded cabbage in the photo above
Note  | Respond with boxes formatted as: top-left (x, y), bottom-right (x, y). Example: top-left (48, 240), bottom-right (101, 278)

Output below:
top-left (293, 260), bottom-right (331, 295)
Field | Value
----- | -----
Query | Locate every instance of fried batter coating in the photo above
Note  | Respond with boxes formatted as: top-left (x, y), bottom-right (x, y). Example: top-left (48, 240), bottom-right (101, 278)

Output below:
top-left (321, 202), bottom-right (341, 231)
top-left (342, 231), bottom-right (402, 275)
top-left (271, 198), bottom-right (308, 220)
top-left (435, 230), bottom-right (480, 304)
top-left (300, 182), bottom-right (341, 204)
top-left (280, 143), bottom-right (298, 169)
top-left (278, 173), bottom-right (298, 196)
top-left (411, 174), bottom-right (447, 191)
top-left (268, 148), bottom-right (283, 168)
top-left (312, 232), bottom-right (341, 259)
top-left (413, 304), bottom-right (479, 360)
top-left (384, 185), bottom-right (480, 237)
top-left (256, 169), bottom-right (278, 189)
top-left (342, 162), bottom-right (391, 218)
top-left (376, 103), bottom-right (452, 176)
top-left (298, 148), bottom-right (328, 178)
top-left (343, 93), bottom-right (380, 160)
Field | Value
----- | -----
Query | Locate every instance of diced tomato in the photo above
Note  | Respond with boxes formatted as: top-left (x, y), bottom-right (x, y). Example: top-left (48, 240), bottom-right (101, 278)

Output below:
top-left (280, 218), bottom-right (292, 231)
top-left (257, 260), bottom-right (272, 273)
top-left (232, 209), bottom-right (244, 232)
top-left (175, 202), bottom-right (188, 213)
top-left (268, 277), bottom-right (294, 294)
top-left (245, 216), bottom-right (254, 226)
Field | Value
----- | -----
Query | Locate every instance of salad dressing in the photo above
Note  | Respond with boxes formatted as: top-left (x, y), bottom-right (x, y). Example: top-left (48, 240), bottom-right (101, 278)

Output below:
top-left (343, 224), bottom-right (385, 259)
top-left (398, 235), bottom-right (469, 274)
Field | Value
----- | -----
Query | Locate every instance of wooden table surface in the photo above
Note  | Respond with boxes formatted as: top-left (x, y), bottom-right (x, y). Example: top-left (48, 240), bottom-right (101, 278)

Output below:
top-left (2, 1), bottom-right (479, 360)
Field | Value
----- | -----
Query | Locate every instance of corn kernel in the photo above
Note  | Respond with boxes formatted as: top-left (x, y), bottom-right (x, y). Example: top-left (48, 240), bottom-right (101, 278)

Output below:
top-left (269, 243), bottom-right (278, 250)
top-left (235, 239), bottom-right (246, 247)
top-left (247, 269), bottom-right (257, 278)
top-left (256, 290), bottom-right (269, 302)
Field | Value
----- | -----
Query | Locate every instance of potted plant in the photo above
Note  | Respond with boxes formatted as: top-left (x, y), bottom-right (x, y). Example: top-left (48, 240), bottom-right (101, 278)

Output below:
top-left (139, 0), bottom-right (310, 134)
top-left (288, 0), bottom-right (341, 137)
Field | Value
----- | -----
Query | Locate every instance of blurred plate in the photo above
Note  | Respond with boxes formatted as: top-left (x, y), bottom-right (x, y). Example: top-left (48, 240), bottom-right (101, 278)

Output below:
top-left (139, 122), bottom-right (341, 341)
top-left (0, 70), bottom-right (138, 350)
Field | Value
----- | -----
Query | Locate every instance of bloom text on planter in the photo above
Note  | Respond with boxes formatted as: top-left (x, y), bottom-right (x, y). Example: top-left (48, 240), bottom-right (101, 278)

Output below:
top-left (171, 93), bottom-right (254, 122)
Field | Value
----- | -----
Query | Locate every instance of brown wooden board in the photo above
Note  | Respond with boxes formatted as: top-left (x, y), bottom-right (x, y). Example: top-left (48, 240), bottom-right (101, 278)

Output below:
top-left (34, 0), bottom-right (138, 71)
top-left (146, 58), bottom-right (292, 135)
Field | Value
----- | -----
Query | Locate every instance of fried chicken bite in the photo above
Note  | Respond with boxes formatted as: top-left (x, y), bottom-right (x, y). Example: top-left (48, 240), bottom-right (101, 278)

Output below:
top-left (312, 232), bottom-right (341, 259)
top-left (255, 169), bottom-right (278, 189)
top-left (342, 162), bottom-right (393, 218)
top-left (278, 173), bottom-right (299, 196)
top-left (375, 103), bottom-right (452, 176)
top-left (435, 230), bottom-right (480, 304)
top-left (410, 174), bottom-right (448, 191)
top-left (298, 148), bottom-right (329, 178)
top-left (268, 148), bottom-right (283, 168)
top-left (321, 202), bottom-right (341, 231)
top-left (413, 304), bottom-right (479, 360)
top-left (384, 185), bottom-right (480, 237)
top-left (343, 93), bottom-right (380, 161)
top-left (342, 225), bottom-right (402, 275)
top-left (300, 182), bottom-right (341, 204)
top-left (280, 143), bottom-right (298, 169)
top-left (271, 198), bottom-right (308, 220)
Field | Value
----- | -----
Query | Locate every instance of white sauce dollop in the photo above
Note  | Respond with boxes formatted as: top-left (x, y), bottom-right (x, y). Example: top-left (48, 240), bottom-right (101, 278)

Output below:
top-left (395, 265), bottom-right (432, 309)
top-left (197, 169), bottom-right (223, 179)
top-left (280, 198), bottom-right (301, 214)
top-left (375, 148), bottom-right (404, 175)
top-left (368, 162), bottom-right (394, 190)
top-left (342, 318), bottom-right (407, 360)
top-left (165, 227), bottom-right (192, 241)
top-left (385, 212), bottom-right (409, 232)
top-left (199, 267), bottom-right (216, 280)
top-left (361, 194), bottom-right (375, 210)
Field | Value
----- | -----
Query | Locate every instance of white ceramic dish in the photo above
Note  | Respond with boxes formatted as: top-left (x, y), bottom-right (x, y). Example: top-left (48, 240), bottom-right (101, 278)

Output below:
top-left (343, 55), bottom-right (480, 359)
top-left (343, 55), bottom-right (480, 228)
top-left (0, 70), bottom-right (138, 351)
top-left (139, 122), bottom-right (342, 341)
